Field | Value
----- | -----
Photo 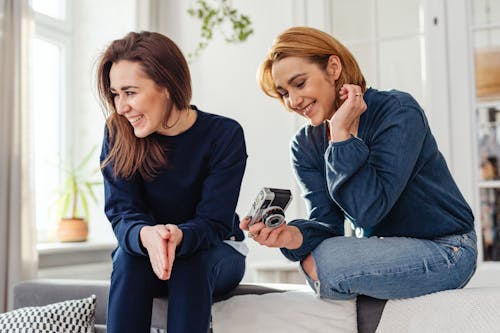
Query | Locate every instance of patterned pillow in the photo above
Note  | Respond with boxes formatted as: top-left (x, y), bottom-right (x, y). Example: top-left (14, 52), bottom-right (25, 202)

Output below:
top-left (0, 295), bottom-right (96, 333)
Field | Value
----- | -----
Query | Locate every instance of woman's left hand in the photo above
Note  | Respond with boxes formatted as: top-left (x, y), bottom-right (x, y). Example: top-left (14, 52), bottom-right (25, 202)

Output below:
top-left (164, 224), bottom-right (183, 279)
top-left (329, 84), bottom-right (367, 142)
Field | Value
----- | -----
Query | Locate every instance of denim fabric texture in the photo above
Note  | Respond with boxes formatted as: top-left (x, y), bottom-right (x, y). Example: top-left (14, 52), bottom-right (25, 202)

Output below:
top-left (281, 88), bottom-right (475, 262)
top-left (301, 230), bottom-right (477, 300)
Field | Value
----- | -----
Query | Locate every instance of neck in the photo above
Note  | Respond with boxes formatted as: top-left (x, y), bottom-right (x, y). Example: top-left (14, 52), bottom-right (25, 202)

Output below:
top-left (159, 107), bottom-right (196, 136)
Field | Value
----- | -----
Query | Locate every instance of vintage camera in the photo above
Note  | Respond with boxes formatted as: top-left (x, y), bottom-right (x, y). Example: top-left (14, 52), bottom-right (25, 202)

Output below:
top-left (247, 188), bottom-right (292, 228)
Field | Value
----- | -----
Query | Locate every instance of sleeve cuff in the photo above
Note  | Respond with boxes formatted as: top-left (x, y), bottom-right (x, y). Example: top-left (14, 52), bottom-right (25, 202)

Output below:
top-left (126, 224), bottom-right (149, 256)
top-left (176, 225), bottom-right (194, 257)
top-left (280, 219), bottom-right (339, 262)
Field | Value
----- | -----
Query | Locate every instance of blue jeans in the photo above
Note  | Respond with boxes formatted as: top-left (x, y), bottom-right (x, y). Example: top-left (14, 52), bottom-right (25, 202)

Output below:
top-left (302, 230), bottom-right (477, 300)
top-left (107, 242), bottom-right (245, 333)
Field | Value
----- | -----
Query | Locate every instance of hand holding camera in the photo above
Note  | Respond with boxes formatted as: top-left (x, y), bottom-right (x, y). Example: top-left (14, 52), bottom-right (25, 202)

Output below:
top-left (246, 187), bottom-right (292, 229)
top-left (240, 188), bottom-right (303, 249)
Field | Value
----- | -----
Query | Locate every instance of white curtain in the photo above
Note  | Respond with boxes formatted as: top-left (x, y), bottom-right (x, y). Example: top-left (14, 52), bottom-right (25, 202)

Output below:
top-left (0, 0), bottom-right (37, 313)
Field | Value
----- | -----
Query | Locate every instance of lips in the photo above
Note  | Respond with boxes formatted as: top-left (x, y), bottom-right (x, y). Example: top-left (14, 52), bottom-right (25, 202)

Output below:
top-left (129, 115), bottom-right (144, 125)
top-left (301, 102), bottom-right (315, 117)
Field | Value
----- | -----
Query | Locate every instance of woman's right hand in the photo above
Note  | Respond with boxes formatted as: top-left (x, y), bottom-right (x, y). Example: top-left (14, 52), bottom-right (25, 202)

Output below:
top-left (329, 84), bottom-right (367, 142)
top-left (139, 225), bottom-right (170, 280)
top-left (239, 217), bottom-right (303, 250)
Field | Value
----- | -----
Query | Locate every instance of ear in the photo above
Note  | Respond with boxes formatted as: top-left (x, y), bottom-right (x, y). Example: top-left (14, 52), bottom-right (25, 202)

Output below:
top-left (162, 87), bottom-right (170, 99)
top-left (326, 55), bottom-right (342, 81)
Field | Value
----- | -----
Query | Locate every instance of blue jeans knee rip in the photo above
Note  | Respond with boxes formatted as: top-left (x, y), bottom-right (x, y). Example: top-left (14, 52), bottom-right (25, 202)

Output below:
top-left (300, 230), bottom-right (477, 299)
top-left (300, 260), bottom-right (321, 298)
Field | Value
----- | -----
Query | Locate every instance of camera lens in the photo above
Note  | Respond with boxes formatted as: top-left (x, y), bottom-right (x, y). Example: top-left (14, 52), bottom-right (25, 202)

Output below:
top-left (262, 207), bottom-right (285, 228)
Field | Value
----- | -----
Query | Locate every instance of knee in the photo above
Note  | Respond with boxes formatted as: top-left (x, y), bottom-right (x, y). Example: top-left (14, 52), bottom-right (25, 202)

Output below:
top-left (301, 253), bottom-right (318, 281)
top-left (171, 254), bottom-right (213, 283)
top-left (111, 248), bottom-right (154, 281)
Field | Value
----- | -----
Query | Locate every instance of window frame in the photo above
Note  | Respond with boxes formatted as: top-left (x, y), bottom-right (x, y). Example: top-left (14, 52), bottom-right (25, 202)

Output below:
top-left (31, 0), bottom-right (72, 242)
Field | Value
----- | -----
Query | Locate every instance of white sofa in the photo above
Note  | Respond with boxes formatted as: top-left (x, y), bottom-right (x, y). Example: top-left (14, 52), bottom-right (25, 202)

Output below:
top-left (12, 279), bottom-right (500, 332)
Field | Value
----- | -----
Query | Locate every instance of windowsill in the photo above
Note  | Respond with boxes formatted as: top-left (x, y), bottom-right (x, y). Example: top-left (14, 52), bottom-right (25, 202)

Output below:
top-left (37, 238), bottom-right (117, 269)
top-left (37, 239), bottom-right (117, 255)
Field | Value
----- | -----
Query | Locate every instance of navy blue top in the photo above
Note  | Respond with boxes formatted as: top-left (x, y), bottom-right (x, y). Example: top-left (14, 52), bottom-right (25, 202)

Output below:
top-left (282, 88), bottom-right (474, 261)
top-left (101, 108), bottom-right (247, 257)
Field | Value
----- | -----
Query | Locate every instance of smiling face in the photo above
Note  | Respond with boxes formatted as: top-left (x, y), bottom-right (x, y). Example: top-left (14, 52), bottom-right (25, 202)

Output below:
top-left (271, 56), bottom-right (341, 126)
top-left (109, 60), bottom-right (172, 138)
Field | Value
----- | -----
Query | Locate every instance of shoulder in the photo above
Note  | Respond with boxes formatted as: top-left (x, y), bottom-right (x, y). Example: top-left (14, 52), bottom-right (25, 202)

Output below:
top-left (194, 108), bottom-right (246, 149)
top-left (366, 88), bottom-right (421, 110)
top-left (196, 108), bottom-right (243, 132)
top-left (364, 88), bottom-right (427, 127)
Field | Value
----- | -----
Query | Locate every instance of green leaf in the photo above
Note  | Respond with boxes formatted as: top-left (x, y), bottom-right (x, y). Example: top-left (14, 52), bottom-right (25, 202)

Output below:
top-left (80, 192), bottom-right (89, 222)
top-left (187, 0), bottom-right (253, 63)
top-left (52, 145), bottom-right (103, 221)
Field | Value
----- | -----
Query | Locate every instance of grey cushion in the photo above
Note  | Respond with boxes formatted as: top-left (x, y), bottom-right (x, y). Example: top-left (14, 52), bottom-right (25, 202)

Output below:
top-left (1, 295), bottom-right (96, 333)
top-left (14, 279), bottom-right (109, 326)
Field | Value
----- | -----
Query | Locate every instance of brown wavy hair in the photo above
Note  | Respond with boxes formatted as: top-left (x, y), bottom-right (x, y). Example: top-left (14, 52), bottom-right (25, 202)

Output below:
top-left (97, 31), bottom-right (192, 181)
top-left (257, 26), bottom-right (366, 110)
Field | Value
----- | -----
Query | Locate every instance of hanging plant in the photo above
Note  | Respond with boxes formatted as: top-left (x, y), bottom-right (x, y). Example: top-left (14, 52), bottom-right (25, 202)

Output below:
top-left (187, 0), bottom-right (254, 62)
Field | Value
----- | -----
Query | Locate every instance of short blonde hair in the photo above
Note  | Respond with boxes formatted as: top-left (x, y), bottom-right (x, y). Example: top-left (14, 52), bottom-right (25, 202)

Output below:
top-left (257, 26), bottom-right (366, 110)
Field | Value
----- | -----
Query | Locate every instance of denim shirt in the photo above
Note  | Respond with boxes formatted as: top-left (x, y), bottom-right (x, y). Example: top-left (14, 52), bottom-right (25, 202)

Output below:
top-left (281, 88), bottom-right (474, 261)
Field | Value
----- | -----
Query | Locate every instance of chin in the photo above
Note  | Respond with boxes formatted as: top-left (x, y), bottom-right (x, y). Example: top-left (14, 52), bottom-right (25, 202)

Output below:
top-left (133, 128), bottom-right (150, 138)
top-left (308, 118), bottom-right (324, 127)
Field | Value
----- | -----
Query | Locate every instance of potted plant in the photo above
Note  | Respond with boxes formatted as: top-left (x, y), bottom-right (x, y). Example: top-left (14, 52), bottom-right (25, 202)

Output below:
top-left (54, 146), bottom-right (102, 242)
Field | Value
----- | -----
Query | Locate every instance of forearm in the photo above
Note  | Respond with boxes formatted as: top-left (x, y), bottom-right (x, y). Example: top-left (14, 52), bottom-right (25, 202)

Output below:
top-left (280, 219), bottom-right (340, 261)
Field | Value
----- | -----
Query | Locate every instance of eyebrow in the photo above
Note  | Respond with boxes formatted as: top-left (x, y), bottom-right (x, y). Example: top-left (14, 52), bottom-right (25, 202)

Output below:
top-left (276, 73), bottom-right (306, 90)
top-left (110, 85), bottom-right (139, 92)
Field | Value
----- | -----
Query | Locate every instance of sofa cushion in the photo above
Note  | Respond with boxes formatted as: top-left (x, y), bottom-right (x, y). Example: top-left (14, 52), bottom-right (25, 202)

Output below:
top-left (375, 287), bottom-right (500, 332)
top-left (0, 295), bottom-right (96, 333)
top-left (211, 285), bottom-right (358, 333)
top-left (13, 279), bottom-right (109, 326)
top-left (150, 282), bottom-right (304, 329)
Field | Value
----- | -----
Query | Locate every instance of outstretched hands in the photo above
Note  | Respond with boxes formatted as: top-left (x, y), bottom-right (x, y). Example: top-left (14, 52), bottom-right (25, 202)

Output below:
top-left (139, 224), bottom-right (183, 280)
top-left (239, 217), bottom-right (303, 250)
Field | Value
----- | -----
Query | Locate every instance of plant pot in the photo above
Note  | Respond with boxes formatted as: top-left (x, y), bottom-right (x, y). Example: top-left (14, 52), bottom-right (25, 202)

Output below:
top-left (57, 218), bottom-right (88, 242)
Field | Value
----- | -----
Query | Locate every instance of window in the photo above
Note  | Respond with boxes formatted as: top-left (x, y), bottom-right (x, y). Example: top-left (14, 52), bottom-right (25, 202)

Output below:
top-left (328, 0), bottom-right (451, 161)
top-left (31, 0), bottom-right (66, 20)
top-left (31, 0), bottom-right (138, 244)
top-left (30, 0), bottom-right (70, 242)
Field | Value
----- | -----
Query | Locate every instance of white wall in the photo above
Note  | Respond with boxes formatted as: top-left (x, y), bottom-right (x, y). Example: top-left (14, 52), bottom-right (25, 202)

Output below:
top-left (158, 0), bottom-right (315, 279)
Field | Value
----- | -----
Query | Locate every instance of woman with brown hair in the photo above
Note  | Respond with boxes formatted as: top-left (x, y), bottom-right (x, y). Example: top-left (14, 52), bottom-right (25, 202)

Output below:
top-left (97, 31), bottom-right (247, 333)
top-left (241, 26), bottom-right (477, 300)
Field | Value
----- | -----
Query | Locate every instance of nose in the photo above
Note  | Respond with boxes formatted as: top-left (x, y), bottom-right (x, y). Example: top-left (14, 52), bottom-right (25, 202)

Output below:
top-left (287, 91), bottom-right (303, 110)
top-left (115, 96), bottom-right (130, 115)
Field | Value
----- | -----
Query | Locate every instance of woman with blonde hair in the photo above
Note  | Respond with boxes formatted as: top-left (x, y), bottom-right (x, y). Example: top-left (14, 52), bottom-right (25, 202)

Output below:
top-left (241, 26), bottom-right (477, 300)
top-left (97, 31), bottom-right (247, 333)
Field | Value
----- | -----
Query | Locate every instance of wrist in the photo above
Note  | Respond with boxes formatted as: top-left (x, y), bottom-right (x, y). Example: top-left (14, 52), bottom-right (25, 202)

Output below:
top-left (176, 227), bottom-right (183, 247)
top-left (286, 226), bottom-right (303, 250)
top-left (139, 225), bottom-right (151, 247)
top-left (330, 127), bottom-right (350, 142)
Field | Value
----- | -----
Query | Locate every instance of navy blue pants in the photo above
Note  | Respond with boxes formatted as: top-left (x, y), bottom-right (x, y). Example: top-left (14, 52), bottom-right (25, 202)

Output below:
top-left (107, 242), bottom-right (246, 333)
